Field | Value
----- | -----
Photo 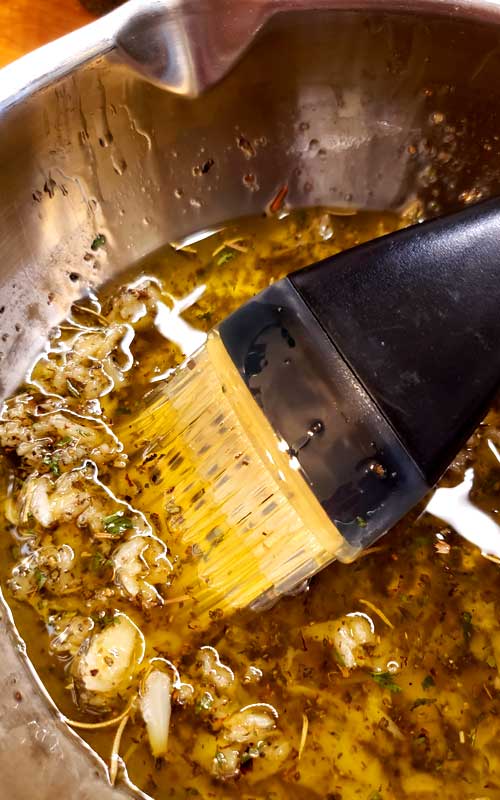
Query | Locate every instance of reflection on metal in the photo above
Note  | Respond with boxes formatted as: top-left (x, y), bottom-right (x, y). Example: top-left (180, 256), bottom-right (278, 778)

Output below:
top-left (0, 0), bottom-right (271, 105)
top-left (427, 468), bottom-right (500, 561)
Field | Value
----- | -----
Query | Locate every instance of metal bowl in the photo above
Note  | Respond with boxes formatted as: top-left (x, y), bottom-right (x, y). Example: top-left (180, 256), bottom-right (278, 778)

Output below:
top-left (1, 1), bottom-right (500, 796)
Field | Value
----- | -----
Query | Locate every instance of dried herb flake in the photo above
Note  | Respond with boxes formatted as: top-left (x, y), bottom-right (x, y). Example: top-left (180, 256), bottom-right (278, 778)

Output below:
top-left (241, 742), bottom-right (263, 764)
top-left (195, 692), bottom-right (213, 714)
top-left (217, 249), bottom-right (236, 266)
top-left (422, 674), bottom-right (435, 690)
top-left (89, 551), bottom-right (113, 574)
top-left (102, 511), bottom-right (134, 536)
top-left (462, 610), bottom-right (473, 642)
top-left (43, 453), bottom-right (60, 477)
top-left (411, 697), bottom-right (436, 711)
top-left (371, 672), bottom-right (402, 693)
top-left (91, 611), bottom-right (116, 628)
top-left (91, 233), bottom-right (106, 251)
top-left (34, 567), bottom-right (47, 590)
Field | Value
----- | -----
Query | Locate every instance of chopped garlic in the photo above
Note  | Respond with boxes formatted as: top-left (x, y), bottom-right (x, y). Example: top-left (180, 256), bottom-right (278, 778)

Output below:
top-left (112, 535), bottom-right (171, 607)
top-left (302, 613), bottom-right (375, 670)
top-left (199, 646), bottom-right (234, 690)
top-left (140, 670), bottom-right (172, 758)
top-left (222, 705), bottom-right (276, 744)
top-left (73, 613), bottom-right (144, 701)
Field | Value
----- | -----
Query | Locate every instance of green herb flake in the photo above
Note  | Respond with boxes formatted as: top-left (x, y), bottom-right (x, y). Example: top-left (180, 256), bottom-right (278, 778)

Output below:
top-left (66, 379), bottom-right (81, 398)
top-left (34, 567), bottom-right (47, 590)
top-left (356, 515), bottom-right (367, 528)
top-left (214, 751), bottom-right (227, 766)
top-left (216, 249), bottom-right (236, 266)
top-left (369, 793), bottom-right (383, 800)
top-left (411, 697), bottom-right (436, 711)
top-left (91, 233), bottom-right (106, 251)
top-left (195, 691), bottom-right (214, 714)
top-left (102, 511), bottom-right (134, 536)
top-left (42, 453), bottom-right (60, 477)
top-left (371, 672), bottom-right (402, 693)
top-left (91, 611), bottom-right (116, 628)
top-left (89, 551), bottom-right (113, 575)
top-left (58, 436), bottom-right (72, 445)
top-left (422, 674), bottom-right (435, 690)
top-left (462, 610), bottom-right (473, 642)
top-left (116, 406), bottom-right (131, 415)
top-left (240, 740), bottom-right (265, 766)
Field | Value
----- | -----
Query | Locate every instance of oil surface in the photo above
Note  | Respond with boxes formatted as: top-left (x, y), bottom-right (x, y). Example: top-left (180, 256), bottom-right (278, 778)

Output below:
top-left (1, 207), bottom-right (500, 800)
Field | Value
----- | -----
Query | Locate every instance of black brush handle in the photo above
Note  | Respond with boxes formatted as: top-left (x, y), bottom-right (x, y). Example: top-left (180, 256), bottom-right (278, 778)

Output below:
top-left (291, 197), bottom-right (500, 484)
top-left (218, 281), bottom-right (428, 557)
top-left (218, 197), bottom-right (500, 557)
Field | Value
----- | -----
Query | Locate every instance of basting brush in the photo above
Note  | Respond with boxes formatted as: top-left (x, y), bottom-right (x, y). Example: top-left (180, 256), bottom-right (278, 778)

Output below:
top-left (118, 197), bottom-right (500, 622)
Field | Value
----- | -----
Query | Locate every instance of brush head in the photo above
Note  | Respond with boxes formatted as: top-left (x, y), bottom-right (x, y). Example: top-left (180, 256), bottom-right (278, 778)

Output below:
top-left (117, 335), bottom-right (349, 625)
top-left (117, 279), bottom-right (427, 621)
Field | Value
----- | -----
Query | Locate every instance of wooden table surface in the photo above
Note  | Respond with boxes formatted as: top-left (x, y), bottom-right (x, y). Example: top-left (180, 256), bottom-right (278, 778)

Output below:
top-left (0, 0), bottom-right (96, 68)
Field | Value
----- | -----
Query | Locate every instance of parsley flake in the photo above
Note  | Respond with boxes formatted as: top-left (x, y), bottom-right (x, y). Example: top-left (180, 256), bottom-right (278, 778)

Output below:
top-left (462, 610), bottom-right (473, 642)
top-left (102, 511), bottom-right (134, 536)
top-left (411, 697), bottom-right (436, 711)
top-left (371, 672), bottom-right (402, 693)
top-left (34, 567), bottom-right (47, 590)
top-left (91, 233), bottom-right (106, 251)
top-left (43, 453), bottom-right (60, 477)
top-left (89, 551), bottom-right (113, 575)
top-left (241, 742), bottom-right (264, 764)
top-left (195, 691), bottom-right (214, 714)
top-left (422, 674), bottom-right (435, 690)
top-left (216, 249), bottom-right (236, 266)
top-left (91, 611), bottom-right (116, 628)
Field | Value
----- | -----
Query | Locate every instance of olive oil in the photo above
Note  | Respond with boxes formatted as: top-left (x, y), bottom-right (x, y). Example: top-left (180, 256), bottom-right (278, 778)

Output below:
top-left (2, 206), bottom-right (500, 800)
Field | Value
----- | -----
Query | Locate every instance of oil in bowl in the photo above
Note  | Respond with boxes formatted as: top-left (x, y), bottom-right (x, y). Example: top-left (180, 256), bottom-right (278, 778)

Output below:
top-left (1, 206), bottom-right (500, 800)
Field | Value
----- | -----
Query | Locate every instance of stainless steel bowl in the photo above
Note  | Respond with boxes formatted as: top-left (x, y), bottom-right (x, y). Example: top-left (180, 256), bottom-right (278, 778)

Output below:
top-left (1, 1), bottom-right (500, 796)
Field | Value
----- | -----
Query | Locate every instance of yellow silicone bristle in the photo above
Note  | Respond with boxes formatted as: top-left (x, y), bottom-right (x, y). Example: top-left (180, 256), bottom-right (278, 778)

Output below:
top-left (117, 335), bottom-right (347, 625)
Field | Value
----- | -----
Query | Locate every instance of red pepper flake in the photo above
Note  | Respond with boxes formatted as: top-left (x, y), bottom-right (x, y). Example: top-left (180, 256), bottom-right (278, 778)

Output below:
top-left (269, 184), bottom-right (288, 214)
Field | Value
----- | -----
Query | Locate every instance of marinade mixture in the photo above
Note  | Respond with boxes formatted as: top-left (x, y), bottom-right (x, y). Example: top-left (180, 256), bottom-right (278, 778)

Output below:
top-left (1, 207), bottom-right (500, 800)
